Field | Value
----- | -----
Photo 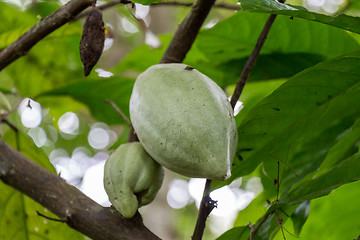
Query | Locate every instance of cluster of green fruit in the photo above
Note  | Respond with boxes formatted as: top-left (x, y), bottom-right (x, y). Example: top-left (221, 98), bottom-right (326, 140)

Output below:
top-left (103, 64), bottom-right (238, 218)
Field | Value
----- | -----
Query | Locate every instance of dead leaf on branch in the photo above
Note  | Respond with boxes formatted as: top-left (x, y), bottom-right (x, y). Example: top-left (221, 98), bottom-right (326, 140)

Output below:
top-left (80, 7), bottom-right (105, 76)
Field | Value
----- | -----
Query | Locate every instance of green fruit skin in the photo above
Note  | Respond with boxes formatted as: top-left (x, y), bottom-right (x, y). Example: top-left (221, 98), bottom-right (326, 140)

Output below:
top-left (129, 64), bottom-right (238, 181)
top-left (103, 142), bottom-right (164, 218)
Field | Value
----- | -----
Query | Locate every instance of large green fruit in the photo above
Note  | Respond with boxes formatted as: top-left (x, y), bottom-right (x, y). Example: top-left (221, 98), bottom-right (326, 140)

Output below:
top-left (129, 64), bottom-right (238, 180)
top-left (103, 142), bottom-right (164, 218)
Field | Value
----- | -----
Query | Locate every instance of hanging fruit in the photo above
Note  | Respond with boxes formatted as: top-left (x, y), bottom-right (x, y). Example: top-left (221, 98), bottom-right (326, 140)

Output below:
top-left (129, 63), bottom-right (238, 181)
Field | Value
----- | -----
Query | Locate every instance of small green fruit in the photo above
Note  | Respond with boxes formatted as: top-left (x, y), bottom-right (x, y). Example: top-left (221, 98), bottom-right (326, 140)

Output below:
top-left (129, 64), bottom-right (238, 180)
top-left (103, 142), bottom-right (164, 218)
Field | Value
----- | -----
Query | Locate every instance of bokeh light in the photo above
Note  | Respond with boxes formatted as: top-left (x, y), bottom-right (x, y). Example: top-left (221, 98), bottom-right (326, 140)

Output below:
top-left (18, 98), bottom-right (42, 128)
top-left (58, 112), bottom-right (79, 136)
top-left (167, 179), bottom-right (191, 209)
top-left (135, 4), bottom-right (150, 19)
top-left (88, 122), bottom-right (117, 150)
top-left (145, 31), bottom-right (162, 48)
top-left (95, 68), bottom-right (114, 78)
top-left (80, 160), bottom-right (111, 206)
top-left (304, 0), bottom-right (345, 13)
top-left (121, 17), bottom-right (139, 34)
top-left (27, 127), bottom-right (47, 147)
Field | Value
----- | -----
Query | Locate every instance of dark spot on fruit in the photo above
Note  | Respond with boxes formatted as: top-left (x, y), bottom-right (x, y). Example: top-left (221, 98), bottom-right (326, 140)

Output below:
top-left (184, 66), bottom-right (194, 71)
top-left (272, 107), bottom-right (280, 111)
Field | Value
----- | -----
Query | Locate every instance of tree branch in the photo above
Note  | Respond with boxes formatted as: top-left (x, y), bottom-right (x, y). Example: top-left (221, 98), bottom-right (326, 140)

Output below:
top-left (0, 0), bottom-right (93, 71)
top-left (160, 0), bottom-right (216, 63)
top-left (0, 140), bottom-right (160, 240)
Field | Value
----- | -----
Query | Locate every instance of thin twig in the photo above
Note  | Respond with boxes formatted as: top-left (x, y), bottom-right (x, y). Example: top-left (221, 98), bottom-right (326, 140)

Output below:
top-left (269, 153), bottom-right (299, 177)
top-left (230, 13), bottom-right (278, 108)
top-left (104, 99), bottom-right (132, 127)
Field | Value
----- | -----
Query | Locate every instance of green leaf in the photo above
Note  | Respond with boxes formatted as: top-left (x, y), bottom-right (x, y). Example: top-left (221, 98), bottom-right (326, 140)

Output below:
top-left (238, 0), bottom-right (360, 34)
top-left (209, 53), bottom-right (325, 86)
top-left (290, 200), bottom-right (310, 236)
top-left (0, 2), bottom-right (37, 33)
top-left (347, 0), bottom-right (360, 11)
top-left (38, 77), bottom-right (135, 125)
top-left (216, 226), bottom-right (250, 240)
top-left (27, 1), bottom-right (61, 18)
top-left (253, 204), bottom-right (298, 240)
top-left (280, 152), bottom-right (360, 204)
top-left (290, 180), bottom-right (360, 240)
top-left (230, 51), bottom-right (360, 192)
top-left (197, 12), bottom-right (359, 63)
top-left (315, 118), bottom-right (360, 176)
top-left (0, 183), bottom-right (84, 240)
